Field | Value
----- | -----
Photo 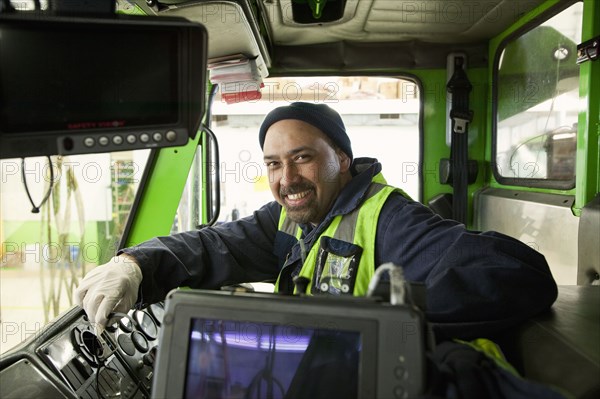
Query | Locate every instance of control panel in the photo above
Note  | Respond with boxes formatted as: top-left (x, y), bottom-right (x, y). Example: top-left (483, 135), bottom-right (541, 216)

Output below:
top-left (57, 128), bottom-right (188, 155)
top-left (0, 304), bottom-right (164, 399)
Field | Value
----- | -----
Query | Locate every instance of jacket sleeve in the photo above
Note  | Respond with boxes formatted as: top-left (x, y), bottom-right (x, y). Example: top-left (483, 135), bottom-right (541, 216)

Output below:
top-left (376, 194), bottom-right (558, 338)
top-left (119, 202), bottom-right (282, 305)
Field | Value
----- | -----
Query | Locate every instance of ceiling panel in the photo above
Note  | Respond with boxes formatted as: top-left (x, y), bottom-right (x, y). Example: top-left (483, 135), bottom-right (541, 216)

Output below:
top-left (261, 0), bottom-right (546, 45)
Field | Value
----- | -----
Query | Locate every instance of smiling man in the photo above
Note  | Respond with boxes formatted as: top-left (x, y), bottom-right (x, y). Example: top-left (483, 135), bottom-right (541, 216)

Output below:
top-left (76, 102), bottom-right (557, 338)
top-left (262, 117), bottom-right (352, 225)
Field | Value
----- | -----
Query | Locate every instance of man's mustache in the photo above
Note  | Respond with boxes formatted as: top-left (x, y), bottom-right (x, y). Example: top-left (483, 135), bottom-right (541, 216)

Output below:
top-left (280, 182), bottom-right (314, 197)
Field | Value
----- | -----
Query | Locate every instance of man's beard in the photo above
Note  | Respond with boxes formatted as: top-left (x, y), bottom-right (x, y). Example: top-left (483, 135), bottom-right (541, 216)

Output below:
top-left (281, 183), bottom-right (319, 224)
top-left (285, 201), bottom-right (318, 224)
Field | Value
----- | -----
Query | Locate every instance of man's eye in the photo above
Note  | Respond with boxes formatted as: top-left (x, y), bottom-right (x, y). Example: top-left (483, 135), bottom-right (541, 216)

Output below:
top-left (265, 161), bottom-right (280, 168)
top-left (295, 154), bottom-right (310, 162)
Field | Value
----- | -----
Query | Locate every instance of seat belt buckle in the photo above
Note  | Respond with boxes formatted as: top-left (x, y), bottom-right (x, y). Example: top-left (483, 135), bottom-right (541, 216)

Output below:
top-left (450, 110), bottom-right (473, 134)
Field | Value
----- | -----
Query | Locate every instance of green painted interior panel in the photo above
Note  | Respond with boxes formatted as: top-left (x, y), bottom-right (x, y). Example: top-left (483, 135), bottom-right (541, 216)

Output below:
top-left (576, 0), bottom-right (600, 210)
top-left (123, 134), bottom-right (202, 248)
top-left (412, 68), bottom-right (488, 227)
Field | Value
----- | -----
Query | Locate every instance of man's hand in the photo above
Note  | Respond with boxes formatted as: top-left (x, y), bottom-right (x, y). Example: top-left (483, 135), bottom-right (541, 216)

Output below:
top-left (74, 254), bottom-right (142, 334)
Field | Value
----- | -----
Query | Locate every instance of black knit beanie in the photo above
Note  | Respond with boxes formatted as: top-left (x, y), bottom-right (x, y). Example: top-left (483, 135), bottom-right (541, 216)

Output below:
top-left (258, 102), bottom-right (353, 160)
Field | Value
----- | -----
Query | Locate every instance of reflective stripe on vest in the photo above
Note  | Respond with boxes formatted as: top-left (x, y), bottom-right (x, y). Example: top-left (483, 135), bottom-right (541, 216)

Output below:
top-left (277, 208), bottom-right (302, 239)
top-left (275, 173), bottom-right (404, 296)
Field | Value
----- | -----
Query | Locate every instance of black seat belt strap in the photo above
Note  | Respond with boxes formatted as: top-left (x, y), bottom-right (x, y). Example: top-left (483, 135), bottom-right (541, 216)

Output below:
top-left (447, 57), bottom-right (473, 224)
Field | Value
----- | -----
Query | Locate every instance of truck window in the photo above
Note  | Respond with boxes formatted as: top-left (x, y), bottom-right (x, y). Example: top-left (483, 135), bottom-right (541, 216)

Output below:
top-left (0, 150), bottom-right (150, 354)
top-left (494, 2), bottom-right (582, 188)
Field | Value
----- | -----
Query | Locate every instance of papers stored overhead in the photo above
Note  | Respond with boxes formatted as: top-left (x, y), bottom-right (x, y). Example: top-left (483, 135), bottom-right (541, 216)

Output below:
top-left (208, 54), bottom-right (264, 104)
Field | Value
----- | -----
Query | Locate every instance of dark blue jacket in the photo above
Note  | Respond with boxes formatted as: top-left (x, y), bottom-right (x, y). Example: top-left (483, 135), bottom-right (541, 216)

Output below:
top-left (122, 158), bottom-right (557, 338)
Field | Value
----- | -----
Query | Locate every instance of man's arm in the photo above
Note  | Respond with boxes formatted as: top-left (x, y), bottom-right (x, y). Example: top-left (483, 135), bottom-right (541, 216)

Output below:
top-left (122, 202), bottom-right (282, 305)
top-left (76, 202), bottom-right (281, 330)
top-left (376, 194), bottom-right (558, 338)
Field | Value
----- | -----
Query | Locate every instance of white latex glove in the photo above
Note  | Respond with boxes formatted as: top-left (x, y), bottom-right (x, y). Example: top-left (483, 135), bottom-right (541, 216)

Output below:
top-left (75, 254), bottom-right (142, 335)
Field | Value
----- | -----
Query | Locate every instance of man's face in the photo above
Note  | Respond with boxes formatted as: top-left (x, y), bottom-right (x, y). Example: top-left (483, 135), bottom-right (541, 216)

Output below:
top-left (262, 119), bottom-right (351, 225)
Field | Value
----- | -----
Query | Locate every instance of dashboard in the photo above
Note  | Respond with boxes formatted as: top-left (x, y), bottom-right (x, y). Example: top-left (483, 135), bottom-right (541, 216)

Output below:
top-left (0, 304), bottom-right (164, 399)
top-left (0, 287), bottom-right (597, 399)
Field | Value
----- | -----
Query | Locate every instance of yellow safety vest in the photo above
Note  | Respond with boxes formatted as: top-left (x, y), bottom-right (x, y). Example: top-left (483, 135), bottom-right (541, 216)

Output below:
top-left (275, 173), bottom-right (405, 295)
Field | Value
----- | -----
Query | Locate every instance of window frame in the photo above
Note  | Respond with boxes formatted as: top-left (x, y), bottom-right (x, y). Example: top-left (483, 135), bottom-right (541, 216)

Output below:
top-left (491, 0), bottom-right (581, 190)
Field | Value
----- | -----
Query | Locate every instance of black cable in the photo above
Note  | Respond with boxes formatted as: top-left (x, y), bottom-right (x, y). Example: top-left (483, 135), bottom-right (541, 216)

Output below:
top-left (93, 346), bottom-right (120, 399)
top-left (21, 156), bottom-right (54, 214)
top-left (244, 326), bottom-right (284, 399)
top-left (94, 312), bottom-right (144, 399)
top-left (92, 343), bottom-right (142, 399)
top-left (266, 328), bottom-right (276, 398)
top-left (219, 321), bottom-right (231, 396)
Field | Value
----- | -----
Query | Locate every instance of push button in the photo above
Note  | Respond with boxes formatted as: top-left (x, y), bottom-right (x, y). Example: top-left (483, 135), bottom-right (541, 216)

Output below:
top-left (393, 385), bottom-right (405, 398)
top-left (165, 130), bottom-right (177, 142)
top-left (117, 334), bottom-right (136, 356)
top-left (132, 331), bottom-right (149, 353)
top-left (395, 366), bottom-right (405, 379)
top-left (119, 316), bottom-right (133, 333)
top-left (84, 137), bottom-right (95, 147)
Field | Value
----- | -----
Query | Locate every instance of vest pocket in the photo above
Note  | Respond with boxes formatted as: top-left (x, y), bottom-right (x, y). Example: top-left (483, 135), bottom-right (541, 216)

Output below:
top-left (313, 236), bottom-right (362, 295)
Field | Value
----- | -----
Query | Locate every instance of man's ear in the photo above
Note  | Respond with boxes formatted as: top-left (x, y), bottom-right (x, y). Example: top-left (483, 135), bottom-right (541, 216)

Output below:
top-left (337, 149), bottom-right (351, 173)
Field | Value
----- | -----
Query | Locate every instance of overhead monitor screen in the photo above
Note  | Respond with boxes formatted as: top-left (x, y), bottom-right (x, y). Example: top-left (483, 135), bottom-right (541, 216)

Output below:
top-left (0, 15), bottom-right (207, 158)
top-left (0, 25), bottom-right (178, 133)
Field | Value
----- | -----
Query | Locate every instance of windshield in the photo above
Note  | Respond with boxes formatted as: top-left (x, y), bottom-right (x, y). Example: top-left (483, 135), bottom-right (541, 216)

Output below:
top-left (1, 150), bottom-right (150, 353)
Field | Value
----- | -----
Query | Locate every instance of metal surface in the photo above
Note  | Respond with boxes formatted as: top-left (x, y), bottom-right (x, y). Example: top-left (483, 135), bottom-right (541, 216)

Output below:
top-left (578, 195), bottom-right (600, 285)
top-left (474, 188), bottom-right (579, 284)
top-left (500, 286), bottom-right (600, 399)
top-left (0, 359), bottom-right (69, 399)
